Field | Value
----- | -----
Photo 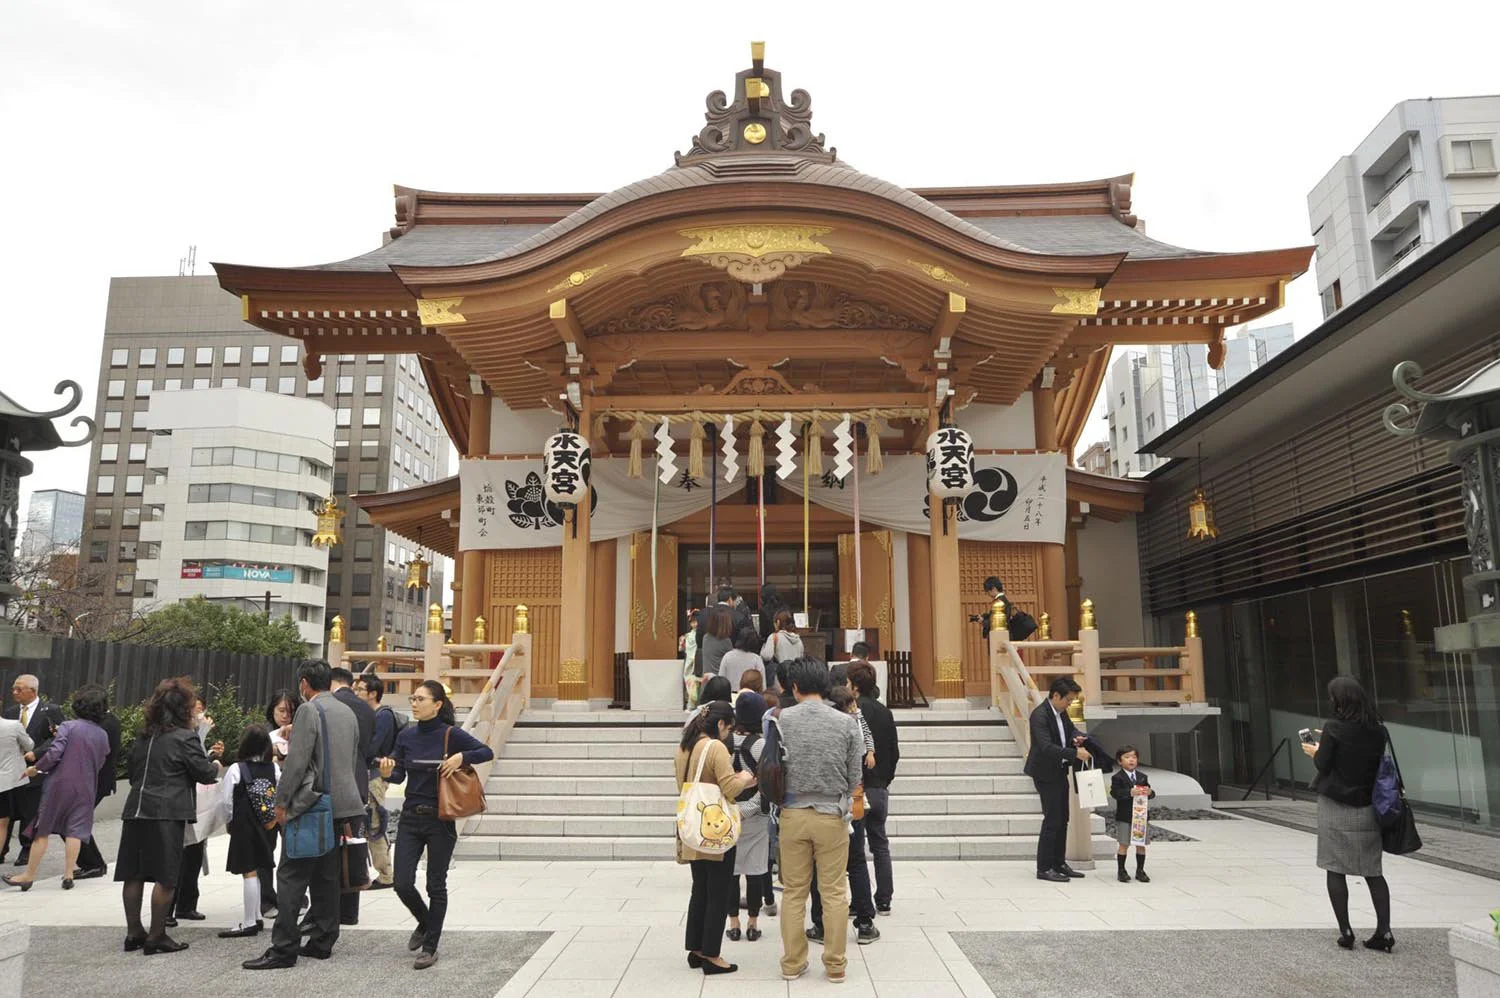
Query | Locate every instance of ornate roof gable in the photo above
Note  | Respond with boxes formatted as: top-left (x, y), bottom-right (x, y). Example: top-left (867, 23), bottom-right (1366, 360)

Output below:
top-left (674, 42), bottom-right (837, 168)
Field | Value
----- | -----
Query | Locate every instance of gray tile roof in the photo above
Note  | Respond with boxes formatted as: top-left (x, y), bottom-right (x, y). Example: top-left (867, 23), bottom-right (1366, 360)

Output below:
top-left (304, 223), bottom-right (554, 272)
top-left (964, 215), bottom-right (1211, 260)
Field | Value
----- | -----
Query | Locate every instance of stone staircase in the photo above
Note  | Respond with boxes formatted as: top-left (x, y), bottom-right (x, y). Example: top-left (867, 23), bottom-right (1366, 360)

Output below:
top-left (454, 707), bottom-right (1111, 861)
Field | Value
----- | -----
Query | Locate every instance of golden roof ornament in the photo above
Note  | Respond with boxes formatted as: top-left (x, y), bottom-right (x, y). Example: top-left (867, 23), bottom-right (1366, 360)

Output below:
top-left (674, 40), bottom-right (835, 167)
top-left (328, 614), bottom-right (345, 644)
top-left (427, 603), bottom-right (444, 634)
top-left (311, 494), bottom-right (345, 548)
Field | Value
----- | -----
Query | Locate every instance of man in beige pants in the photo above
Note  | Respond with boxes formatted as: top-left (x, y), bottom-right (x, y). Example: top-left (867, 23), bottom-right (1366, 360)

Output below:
top-left (774, 659), bottom-right (865, 984)
top-left (356, 674), bottom-right (397, 887)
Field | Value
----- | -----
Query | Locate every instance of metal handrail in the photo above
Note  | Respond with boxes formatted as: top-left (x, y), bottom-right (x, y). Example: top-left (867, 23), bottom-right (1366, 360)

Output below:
top-left (1241, 737), bottom-right (1291, 801)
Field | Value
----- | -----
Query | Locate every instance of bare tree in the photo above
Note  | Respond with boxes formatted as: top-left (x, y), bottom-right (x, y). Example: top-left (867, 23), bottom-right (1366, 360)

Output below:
top-left (3, 546), bottom-right (147, 639)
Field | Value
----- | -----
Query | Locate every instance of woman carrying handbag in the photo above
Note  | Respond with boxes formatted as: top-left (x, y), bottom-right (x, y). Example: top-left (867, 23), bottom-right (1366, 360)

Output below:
top-left (1301, 676), bottom-right (1399, 953)
top-left (376, 681), bottom-right (493, 970)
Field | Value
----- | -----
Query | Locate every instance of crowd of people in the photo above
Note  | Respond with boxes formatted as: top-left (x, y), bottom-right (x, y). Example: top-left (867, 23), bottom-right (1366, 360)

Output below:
top-left (0, 662), bottom-right (491, 972)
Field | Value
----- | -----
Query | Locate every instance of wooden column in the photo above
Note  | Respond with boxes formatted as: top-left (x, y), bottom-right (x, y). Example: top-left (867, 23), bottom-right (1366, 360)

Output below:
top-left (906, 532), bottom-right (935, 699)
top-left (459, 391), bottom-right (493, 644)
top-left (1064, 519), bottom-right (1083, 638)
top-left (556, 396), bottom-right (592, 707)
top-left (1032, 379), bottom-right (1070, 638)
top-left (587, 539), bottom-right (617, 703)
top-left (928, 405), bottom-right (966, 706)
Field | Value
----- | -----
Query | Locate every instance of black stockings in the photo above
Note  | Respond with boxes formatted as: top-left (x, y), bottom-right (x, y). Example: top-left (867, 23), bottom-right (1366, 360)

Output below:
top-left (123, 880), bottom-right (177, 941)
top-left (1326, 871), bottom-right (1390, 935)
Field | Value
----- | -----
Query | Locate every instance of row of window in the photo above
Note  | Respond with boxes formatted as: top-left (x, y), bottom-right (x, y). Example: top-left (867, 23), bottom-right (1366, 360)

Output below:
top-left (111, 345), bottom-right (301, 368)
top-left (190, 446), bottom-right (328, 477)
top-left (186, 483), bottom-right (317, 511)
top-left (184, 521), bottom-right (309, 546)
top-left (391, 444), bottom-right (435, 483)
top-left (104, 374), bottom-right (404, 403)
top-left (97, 475), bottom-right (144, 495)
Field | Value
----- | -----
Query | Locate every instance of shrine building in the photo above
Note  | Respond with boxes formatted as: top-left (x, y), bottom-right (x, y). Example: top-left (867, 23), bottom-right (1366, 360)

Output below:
top-left (214, 44), bottom-right (1311, 708)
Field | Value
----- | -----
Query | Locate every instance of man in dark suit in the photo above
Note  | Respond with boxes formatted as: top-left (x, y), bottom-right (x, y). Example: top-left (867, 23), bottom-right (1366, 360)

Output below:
top-left (329, 666), bottom-right (375, 926)
top-left (1022, 677), bottom-right (1090, 883)
top-left (1, 674), bottom-right (65, 866)
top-left (73, 707), bottom-right (120, 878)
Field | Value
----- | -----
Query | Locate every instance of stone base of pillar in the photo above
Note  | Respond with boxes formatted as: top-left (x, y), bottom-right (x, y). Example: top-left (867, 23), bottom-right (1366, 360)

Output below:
top-left (930, 698), bottom-right (971, 711)
top-left (551, 697), bottom-right (589, 712)
top-left (0, 921), bottom-right (29, 998)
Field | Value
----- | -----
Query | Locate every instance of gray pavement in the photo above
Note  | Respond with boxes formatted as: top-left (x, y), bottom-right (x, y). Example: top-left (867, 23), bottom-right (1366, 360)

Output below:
top-left (954, 929), bottom-right (1455, 998)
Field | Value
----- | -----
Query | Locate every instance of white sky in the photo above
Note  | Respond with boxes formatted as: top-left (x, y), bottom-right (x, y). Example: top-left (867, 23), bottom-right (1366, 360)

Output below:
top-left (4, 0), bottom-right (1499, 517)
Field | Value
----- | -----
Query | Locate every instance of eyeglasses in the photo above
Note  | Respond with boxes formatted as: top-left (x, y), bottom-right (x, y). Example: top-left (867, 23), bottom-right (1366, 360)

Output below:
top-left (408, 695), bottom-right (433, 704)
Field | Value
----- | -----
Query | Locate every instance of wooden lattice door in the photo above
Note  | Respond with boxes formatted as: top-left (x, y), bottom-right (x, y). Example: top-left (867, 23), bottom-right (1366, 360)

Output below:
top-left (629, 531), bottom-right (679, 659)
top-left (958, 541), bottom-right (1042, 694)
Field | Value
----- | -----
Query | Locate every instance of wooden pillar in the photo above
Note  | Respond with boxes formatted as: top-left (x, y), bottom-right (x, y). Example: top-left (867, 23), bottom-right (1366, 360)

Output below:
top-left (587, 539), bottom-right (617, 702)
top-left (1033, 379), bottom-right (1070, 638)
top-left (556, 396), bottom-right (592, 707)
top-left (459, 391), bottom-right (493, 644)
top-left (906, 532), bottom-right (934, 699)
top-left (1064, 519), bottom-right (1083, 638)
top-left (928, 406), bottom-right (965, 706)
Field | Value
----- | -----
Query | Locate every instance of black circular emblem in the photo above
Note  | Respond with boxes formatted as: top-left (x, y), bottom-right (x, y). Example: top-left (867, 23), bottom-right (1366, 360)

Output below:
top-left (962, 467), bottom-right (1018, 522)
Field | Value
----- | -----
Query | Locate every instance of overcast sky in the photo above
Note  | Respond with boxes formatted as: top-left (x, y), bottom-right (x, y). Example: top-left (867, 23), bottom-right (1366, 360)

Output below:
top-left (4, 0), bottom-right (1498, 518)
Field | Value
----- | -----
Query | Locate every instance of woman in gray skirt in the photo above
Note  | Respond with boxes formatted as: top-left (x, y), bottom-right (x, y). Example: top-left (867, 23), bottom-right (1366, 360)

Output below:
top-left (1301, 676), bottom-right (1394, 953)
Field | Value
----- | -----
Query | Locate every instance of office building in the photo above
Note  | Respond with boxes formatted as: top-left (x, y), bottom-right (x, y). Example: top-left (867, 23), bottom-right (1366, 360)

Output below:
top-left (1308, 96), bottom-right (1500, 318)
top-left (19, 489), bottom-right (85, 561)
top-left (136, 388), bottom-right (334, 648)
top-left (82, 276), bottom-right (450, 649)
top-left (1077, 441), bottom-right (1111, 475)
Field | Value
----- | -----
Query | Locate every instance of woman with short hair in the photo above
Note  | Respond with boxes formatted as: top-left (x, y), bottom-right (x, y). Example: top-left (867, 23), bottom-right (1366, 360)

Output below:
top-left (2, 685), bottom-right (112, 891)
top-left (760, 610), bottom-right (804, 666)
top-left (699, 604), bottom-right (736, 679)
top-left (719, 626), bottom-right (765, 692)
top-left (115, 677), bottom-right (223, 955)
top-left (1302, 675), bottom-right (1396, 952)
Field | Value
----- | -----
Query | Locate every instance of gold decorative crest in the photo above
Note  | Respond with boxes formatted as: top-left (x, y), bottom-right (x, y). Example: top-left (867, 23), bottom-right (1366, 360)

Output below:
top-left (547, 266), bottom-right (608, 294)
top-left (417, 297), bottom-right (467, 326)
top-left (680, 224), bottom-right (832, 260)
top-left (935, 656), bottom-right (964, 683)
top-left (908, 261), bottom-right (970, 288)
top-left (559, 658), bottom-right (586, 683)
top-left (1051, 287), bottom-right (1102, 316)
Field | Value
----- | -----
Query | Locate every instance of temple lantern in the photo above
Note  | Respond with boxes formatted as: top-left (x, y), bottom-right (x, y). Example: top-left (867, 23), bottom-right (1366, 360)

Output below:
top-left (542, 430), bottom-right (591, 505)
top-left (405, 551), bottom-right (430, 591)
top-left (926, 427), bottom-right (975, 499)
top-left (311, 494), bottom-right (345, 548)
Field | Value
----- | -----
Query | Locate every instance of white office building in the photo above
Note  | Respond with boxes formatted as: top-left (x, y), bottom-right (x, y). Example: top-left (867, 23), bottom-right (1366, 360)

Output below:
top-left (1308, 96), bottom-right (1500, 318)
top-left (135, 389), bottom-right (335, 649)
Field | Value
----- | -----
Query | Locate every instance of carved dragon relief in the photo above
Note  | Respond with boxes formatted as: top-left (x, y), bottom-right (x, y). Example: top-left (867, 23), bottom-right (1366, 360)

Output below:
top-left (590, 282), bottom-right (747, 334)
top-left (769, 281), bottom-right (924, 330)
top-left (586, 280), bottom-right (922, 337)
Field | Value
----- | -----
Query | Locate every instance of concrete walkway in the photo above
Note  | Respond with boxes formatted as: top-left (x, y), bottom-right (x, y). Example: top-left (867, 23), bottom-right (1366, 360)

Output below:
top-left (1, 812), bottom-right (1490, 996)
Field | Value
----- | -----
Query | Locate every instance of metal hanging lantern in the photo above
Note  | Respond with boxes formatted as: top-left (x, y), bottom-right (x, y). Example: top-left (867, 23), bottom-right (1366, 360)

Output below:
top-left (542, 429), bottom-right (591, 505)
top-left (405, 551), bottom-right (430, 591)
top-left (925, 426), bottom-right (975, 499)
top-left (1186, 443), bottom-right (1218, 541)
top-left (311, 494), bottom-right (345, 548)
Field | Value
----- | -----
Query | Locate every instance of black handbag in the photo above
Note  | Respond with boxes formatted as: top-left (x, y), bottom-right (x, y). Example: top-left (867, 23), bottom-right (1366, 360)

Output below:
top-left (1008, 611), bottom-right (1038, 642)
top-left (1377, 736), bottom-right (1422, 855)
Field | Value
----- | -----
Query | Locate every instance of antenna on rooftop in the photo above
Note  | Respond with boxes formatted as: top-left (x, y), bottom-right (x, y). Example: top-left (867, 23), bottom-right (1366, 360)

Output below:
top-left (178, 245), bottom-right (197, 276)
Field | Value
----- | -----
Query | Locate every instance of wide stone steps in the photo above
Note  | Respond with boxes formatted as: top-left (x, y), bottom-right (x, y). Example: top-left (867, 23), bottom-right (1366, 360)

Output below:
top-left (455, 708), bottom-right (1111, 862)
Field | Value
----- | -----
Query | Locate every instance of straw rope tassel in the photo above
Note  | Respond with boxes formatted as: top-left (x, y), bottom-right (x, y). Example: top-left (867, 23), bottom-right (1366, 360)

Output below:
top-left (748, 419), bottom-right (765, 479)
top-left (865, 418), bottom-right (883, 475)
top-left (806, 416), bottom-right (823, 477)
top-left (626, 419), bottom-right (648, 479)
top-left (688, 420), bottom-right (706, 479)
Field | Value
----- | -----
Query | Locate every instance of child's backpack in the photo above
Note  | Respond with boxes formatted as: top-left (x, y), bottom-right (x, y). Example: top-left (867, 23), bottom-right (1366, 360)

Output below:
top-left (732, 733), bottom-right (762, 805)
top-left (758, 710), bottom-right (789, 808)
top-left (240, 762), bottom-right (278, 830)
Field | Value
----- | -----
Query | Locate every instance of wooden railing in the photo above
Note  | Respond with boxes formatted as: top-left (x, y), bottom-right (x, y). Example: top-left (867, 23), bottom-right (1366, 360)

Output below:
top-left (989, 633), bottom-right (1045, 755)
top-left (455, 627), bottom-right (532, 835)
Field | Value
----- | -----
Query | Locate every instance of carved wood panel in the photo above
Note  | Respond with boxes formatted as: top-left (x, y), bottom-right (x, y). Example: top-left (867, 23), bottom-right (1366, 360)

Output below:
top-left (959, 541), bottom-right (1042, 693)
top-left (837, 530), bottom-right (895, 649)
top-left (629, 531), bottom-right (680, 660)
top-left (486, 548), bottom-right (563, 699)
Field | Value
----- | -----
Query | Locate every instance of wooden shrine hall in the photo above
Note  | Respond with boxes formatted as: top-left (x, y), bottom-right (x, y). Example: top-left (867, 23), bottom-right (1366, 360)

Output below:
top-left (215, 43), bottom-right (1311, 707)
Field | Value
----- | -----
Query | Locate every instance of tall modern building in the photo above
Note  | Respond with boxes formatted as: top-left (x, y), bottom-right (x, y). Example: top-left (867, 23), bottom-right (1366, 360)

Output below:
top-left (82, 276), bottom-right (450, 648)
top-left (1308, 96), bottom-right (1500, 318)
top-left (19, 489), bottom-right (85, 561)
top-left (1104, 326), bottom-right (1296, 476)
top-left (136, 389), bottom-right (334, 648)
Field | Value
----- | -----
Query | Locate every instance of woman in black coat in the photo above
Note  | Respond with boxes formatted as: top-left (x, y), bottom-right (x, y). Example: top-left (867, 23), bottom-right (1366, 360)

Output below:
top-left (1301, 675), bottom-right (1394, 953)
top-left (116, 677), bottom-right (223, 955)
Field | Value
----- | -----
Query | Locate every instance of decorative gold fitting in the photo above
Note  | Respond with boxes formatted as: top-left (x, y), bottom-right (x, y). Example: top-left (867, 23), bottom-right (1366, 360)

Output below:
top-left (989, 598), bottom-right (1006, 635)
top-left (1185, 610), bottom-right (1199, 639)
top-left (1080, 598), bottom-right (1096, 631)
top-left (1067, 694), bottom-right (1085, 726)
top-left (1187, 487), bottom-right (1218, 540)
top-left (743, 122), bottom-right (767, 144)
top-left (376, 634), bottom-right (388, 652)
top-left (328, 614), bottom-right (345, 644)
top-left (1400, 608), bottom-right (1414, 637)
top-left (426, 603), bottom-right (444, 635)
top-left (405, 552), bottom-right (430, 591)
top-left (514, 604), bottom-right (530, 635)
top-left (473, 615), bottom-right (487, 644)
top-left (1038, 612), bottom-right (1051, 640)
top-left (750, 40), bottom-right (765, 62)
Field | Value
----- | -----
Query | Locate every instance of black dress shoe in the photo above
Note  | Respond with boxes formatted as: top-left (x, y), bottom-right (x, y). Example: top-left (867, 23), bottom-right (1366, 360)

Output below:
top-left (1364, 931), bottom-right (1395, 953)
top-left (143, 936), bottom-right (189, 955)
top-left (701, 960), bottom-right (738, 976)
top-left (1056, 864), bottom-right (1085, 879)
top-left (73, 865), bottom-right (107, 881)
top-left (175, 910), bottom-right (206, 921)
top-left (164, 917), bottom-right (178, 928)
top-left (123, 936), bottom-right (146, 953)
top-left (297, 944), bottom-right (333, 960)
top-left (13, 851), bottom-right (29, 867)
top-left (413, 950), bottom-right (439, 970)
top-left (243, 951), bottom-right (297, 970)
top-left (367, 880), bottom-right (393, 891)
top-left (725, 926), bottom-right (742, 941)
top-left (1036, 870), bottom-right (1070, 883)
top-left (219, 921), bottom-right (264, 938)
top-left (687, 952), bottom-right (703, 969)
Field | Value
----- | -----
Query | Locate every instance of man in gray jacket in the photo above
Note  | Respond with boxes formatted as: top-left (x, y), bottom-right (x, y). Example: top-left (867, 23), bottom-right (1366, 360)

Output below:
top-left (775, 658), bottom-right (864, 985)
top-left (244, 661), bottom-right (364, 970)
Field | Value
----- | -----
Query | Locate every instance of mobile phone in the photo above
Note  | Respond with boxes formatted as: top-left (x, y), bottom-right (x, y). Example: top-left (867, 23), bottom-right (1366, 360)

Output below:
top-left (1298, 728), bottom-right (1315, 744)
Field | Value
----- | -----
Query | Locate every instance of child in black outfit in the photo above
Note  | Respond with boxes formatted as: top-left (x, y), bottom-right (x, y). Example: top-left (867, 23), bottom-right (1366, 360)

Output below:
top-left (1110, 745), bottom-right (1155, 883)
top-left (217, 723), bottom-right (279, 937)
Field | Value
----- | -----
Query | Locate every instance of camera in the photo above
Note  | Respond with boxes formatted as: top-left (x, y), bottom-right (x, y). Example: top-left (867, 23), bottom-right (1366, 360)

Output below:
top-left (967, 614), bottom-right (983, 623)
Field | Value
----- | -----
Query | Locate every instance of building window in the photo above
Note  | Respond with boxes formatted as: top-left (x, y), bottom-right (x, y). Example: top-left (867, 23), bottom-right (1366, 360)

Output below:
top-left (1461, 210), bottom-right (1486, 227)
top-left (365, 375), bottom-right (383, 394)
top-left (114, 572), bottom-right (134, 595)
top-left (134, 379), bottom-right (152, 399)
top-left (308, 376), bottom-right (324, 394)
top-left (333, 472), bottom-right (348, 494)
top-left (118, 540), bottom-right (137, 562)
top-left (164, 378), bottom-right (181, 392)
top-left (125, 475), bottom-right (144, 495)
top-left (167, 347), bottom-right (185, 366)
top-left (221, 377), bottom-right (239, 389)
top-left (110, 348), bottom-right (129, 367)
top-left (278, 377), bottom-right (295, 394)
top-left (107, 379), bottom-right (125, 399)
top-left (350, 608), bottom-right (370, 631)
top-left (139, 347), bottom-right (157, 365)
top-left (280, 344), bottom-right (299, 364)
top-left (250, 377), bottom-right (268, 392)
top-left (100, 443), bottom-right (118, 462)
top-left (96, 475), bottom-right (115, 494)
top-left (1320, 279), bottom-right (1344, 319)
top-left (88, 540), bottom-right (108, 563)
top-left (361, 440), bottom-right (378, 457)
top-left (336, 376), bottom-right (353, 395)
top-left (224, 346), bottom-right (242, 364)
top-left (327, 573), bottom-right (342, 595)
top-left (190, 377), bottom-right (208, 389)
top-left (195, 346), bottom-right (213, 365)
top-left (354, 540), bottom-right (374, 562)
top-left (357, 473), bottom-right (377, 493)
top-left (353, 573), bottom-right (372, 596)
top-left (252, 346), bottom-right (270, 365)
top-left (139, 580), bottom-right (156, 598)
top-left (336, 408), bottom-right (351, 428)
top-left (122, 507), bottom-right (141, 527)
top-left (362, 408), bottom-right (380, 427)
top-left (92, 507), bottom-right (112, 529)
top-left (1448, 138), bottom-right (1497, 175)
top-left (128, 442), bottom-right (147, 462)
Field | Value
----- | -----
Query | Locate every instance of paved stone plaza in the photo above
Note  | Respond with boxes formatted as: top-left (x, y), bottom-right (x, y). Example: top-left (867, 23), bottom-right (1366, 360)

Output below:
top-left (3, 811), bottom-right (1490, 996)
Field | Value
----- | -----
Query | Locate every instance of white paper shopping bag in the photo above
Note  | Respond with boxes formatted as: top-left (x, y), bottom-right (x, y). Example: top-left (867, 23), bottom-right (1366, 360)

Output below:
top-left (1073, 761), bottom-right (1110, 809)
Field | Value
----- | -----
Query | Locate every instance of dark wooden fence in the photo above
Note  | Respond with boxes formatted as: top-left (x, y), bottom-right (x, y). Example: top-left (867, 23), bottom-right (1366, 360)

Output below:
top-left (609, 652), bottom-right (631, 709)
top-left (1, 637), bottom-right (306, 710)
top-left (886, 650), bottom-right (928, 708)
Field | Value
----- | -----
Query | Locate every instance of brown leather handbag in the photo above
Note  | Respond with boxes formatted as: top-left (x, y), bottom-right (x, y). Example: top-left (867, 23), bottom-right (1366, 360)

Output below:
top-left (437, 727), bottom-right (487, 822)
